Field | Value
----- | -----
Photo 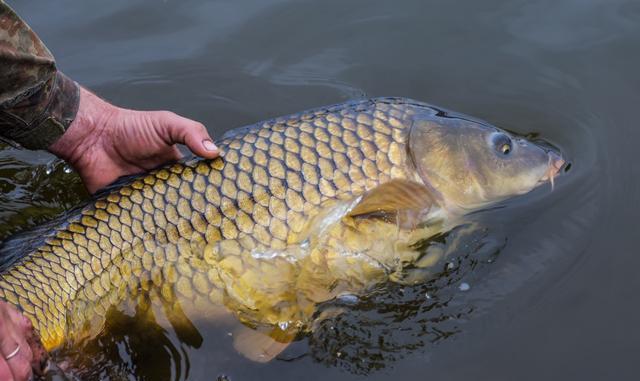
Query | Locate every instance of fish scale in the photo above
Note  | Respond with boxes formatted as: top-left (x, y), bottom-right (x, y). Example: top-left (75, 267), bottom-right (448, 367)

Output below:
top-left (0, 97), bottom-right (425, 350)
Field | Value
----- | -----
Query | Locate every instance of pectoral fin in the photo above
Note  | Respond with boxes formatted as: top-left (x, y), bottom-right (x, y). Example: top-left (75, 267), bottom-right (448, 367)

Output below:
top-left (348, 179), bottom-right (435, 218)
top-left (232, 326), bottom-right (294, 363)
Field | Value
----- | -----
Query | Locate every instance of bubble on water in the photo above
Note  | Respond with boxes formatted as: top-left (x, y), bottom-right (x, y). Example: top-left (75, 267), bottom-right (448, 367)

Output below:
top-left (446, 262), bottom-right (456, 271)
top-left (227, 332), bottom-right (233, 336)
top-left (278, 321), bottom-right (289, 330)
top-left (63, 165), bottom-right (73, 174)
top-left (425, 292), bottom-right (432, 299)
top-left (337, 294), bottom-right (359, 304)
top-left (459, 282), bottom-right (470, 292)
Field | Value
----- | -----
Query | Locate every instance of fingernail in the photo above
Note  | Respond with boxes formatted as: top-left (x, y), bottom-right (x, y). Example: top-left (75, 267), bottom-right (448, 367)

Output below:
top-left (202, 139), bottom-right (218, 152)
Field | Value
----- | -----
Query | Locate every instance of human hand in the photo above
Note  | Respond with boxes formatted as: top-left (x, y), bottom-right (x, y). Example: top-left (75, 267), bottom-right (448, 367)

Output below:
top-left (0, 301), bottom-right (47, 381)
top-left (49, 87), bottom-right (219, 194)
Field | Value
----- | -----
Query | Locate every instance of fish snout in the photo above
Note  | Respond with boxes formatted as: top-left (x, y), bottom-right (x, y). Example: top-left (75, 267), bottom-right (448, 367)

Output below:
top-left (549, 151), bottom-right (566, 178)
top-left (539, 150), bottom-right (567, 188)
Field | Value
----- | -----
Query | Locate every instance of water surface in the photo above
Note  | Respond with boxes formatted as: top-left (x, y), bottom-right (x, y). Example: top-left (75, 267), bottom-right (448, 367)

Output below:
top-left (5, 0), bottom-right (639, 380)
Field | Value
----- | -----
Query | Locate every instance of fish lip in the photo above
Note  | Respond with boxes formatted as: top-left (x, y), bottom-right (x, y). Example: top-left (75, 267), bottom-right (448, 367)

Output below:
top-left (537, 151), bottom-right (567, 187)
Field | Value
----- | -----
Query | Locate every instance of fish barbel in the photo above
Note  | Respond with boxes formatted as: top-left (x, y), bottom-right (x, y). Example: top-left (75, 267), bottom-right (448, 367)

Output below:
top-left (0, 98), bottom-right (564, 360)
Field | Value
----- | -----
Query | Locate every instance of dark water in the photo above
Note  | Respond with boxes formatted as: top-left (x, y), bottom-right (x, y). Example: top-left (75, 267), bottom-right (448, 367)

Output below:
top-left (5, 0), bottom-right (639, 380)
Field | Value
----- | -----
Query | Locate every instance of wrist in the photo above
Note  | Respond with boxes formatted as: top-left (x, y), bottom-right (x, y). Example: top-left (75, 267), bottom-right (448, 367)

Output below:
top-left (48, 87), bottom-right (116, 166)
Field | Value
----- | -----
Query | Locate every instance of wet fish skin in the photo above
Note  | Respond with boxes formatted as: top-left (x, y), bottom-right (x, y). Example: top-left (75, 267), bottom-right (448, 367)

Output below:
top-left (0, 98), bottom-right (422, 350)
top-left (0, 96), bottom-right (564, 359)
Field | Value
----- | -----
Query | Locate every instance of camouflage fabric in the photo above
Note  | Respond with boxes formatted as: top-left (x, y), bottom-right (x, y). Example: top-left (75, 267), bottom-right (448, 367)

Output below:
top-left (0, 1), bottom-right (79, 150)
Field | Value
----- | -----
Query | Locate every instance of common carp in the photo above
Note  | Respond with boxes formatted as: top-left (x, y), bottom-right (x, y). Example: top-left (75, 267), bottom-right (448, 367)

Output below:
top-left (0, 97), bottom-right (564, 361)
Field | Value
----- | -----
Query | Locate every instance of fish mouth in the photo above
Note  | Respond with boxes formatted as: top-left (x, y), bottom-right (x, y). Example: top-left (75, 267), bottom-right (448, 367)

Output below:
top-left (537, 151), bottom-right (567, 189)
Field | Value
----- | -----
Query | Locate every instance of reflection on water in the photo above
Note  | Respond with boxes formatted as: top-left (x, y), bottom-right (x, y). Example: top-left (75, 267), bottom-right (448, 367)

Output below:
top-left (0, 146), bottom-right (86, 241)
top-left (245, 48), bottom-right (368, 99)
top-left (504, 0), bottom-right (636, 50)
top-left (53, 307), bottom-right (191, 381)
top-left (307, 227), bottom-right (505, 375)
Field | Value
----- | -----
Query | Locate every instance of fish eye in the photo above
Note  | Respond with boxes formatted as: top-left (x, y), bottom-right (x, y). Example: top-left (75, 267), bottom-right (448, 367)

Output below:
top-left (491, 133), bottom-right (513, 156)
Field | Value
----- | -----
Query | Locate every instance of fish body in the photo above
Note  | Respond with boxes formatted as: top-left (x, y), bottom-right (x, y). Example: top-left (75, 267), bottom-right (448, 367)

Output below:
top-left (0, 98), bottom-right (563, 359)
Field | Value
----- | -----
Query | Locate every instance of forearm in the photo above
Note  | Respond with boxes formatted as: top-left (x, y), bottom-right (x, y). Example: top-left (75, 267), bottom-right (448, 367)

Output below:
top-left (0, 1), bottom-right (80, 150)
top-left (0, 1), bottom-right (217, 195)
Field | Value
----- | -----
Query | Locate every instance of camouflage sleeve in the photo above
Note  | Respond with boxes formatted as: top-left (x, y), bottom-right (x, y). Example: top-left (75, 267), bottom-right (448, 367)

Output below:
top-left (0, 1), bottom-right (80, 150)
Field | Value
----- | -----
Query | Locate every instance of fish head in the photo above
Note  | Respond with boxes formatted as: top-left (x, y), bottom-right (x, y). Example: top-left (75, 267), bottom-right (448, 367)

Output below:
top-left (408, 109), bottom-right (566, 213)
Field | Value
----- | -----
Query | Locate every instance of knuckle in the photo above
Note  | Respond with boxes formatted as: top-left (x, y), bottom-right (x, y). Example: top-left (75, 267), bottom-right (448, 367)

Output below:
top-left (160, 110), bottom-right (177, 119)
top-left (148, 110), bottom-right (172, 123)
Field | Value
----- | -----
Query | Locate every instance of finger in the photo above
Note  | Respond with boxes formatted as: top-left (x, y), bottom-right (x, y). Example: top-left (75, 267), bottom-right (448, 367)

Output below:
top-left (155, 111), bottom-right (219, 158)
top-left (8, 348), bottom-right (32, 381)
top-left (137, 144), bottom-right (183, 171)
top-left (0, 306), bottom-right (33, 381)
top-left (2, 332), bottom-right (33, 381)
top-left (25, 330), bottom-right (48, 376)
top-left (8, 358), bottom-right (31, 381)
top-left (0, 316), bottom-right (18, 355)
top-left (2, 339), bottom-right (31, 381)
top-left (0, 358), bottom-right (15, 381)
top-left (5, 306), bottom-right (28, 332)
top-left (164, 145), bottom-right (184, 163)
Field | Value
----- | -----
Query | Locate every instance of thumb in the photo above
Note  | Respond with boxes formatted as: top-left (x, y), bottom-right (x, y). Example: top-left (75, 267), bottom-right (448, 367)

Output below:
top-left (155, 111), bottom-right (219, 158)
